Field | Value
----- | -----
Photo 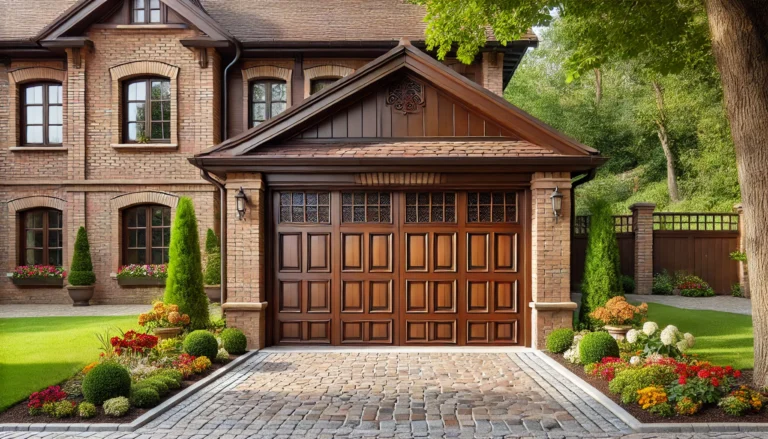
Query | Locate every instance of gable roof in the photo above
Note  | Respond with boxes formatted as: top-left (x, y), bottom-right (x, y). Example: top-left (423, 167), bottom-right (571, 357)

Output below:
top-left (197, 42), bottom-right (598, 158)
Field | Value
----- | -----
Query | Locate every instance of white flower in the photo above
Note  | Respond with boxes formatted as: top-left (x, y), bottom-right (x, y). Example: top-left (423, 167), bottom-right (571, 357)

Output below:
top-left (684, 333), bottom-right (695, 348)
top-left (626, 329), bottom-right (639, 343)
top-left (629, 356), bottom-right (641, 366)
top-left (676, 340), bottom-right (689, 352)
top-left (660, 326), bottom-right (678, 346)
top-left (643, 322), bottom-right (659, 336)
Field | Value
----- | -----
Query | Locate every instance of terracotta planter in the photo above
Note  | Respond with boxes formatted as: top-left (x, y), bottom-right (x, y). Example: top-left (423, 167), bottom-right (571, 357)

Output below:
top-left (154, 327), bottom-right (183, 340)
top-left (604, 325), bottom-right (632, 341)
top-left (117, 277), bottom-right (166, 287)
top-left (205, 285), bottom-right (221, 303)
top-left (67, 285), bottom-right (94, 306)
top-left (11, 277), bottom-right (64, 287)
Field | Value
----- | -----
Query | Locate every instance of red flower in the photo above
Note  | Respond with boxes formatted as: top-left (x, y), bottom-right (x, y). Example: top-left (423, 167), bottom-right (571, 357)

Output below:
top-left (734, 370), bottom-right (742, 378)
top-left (697, 370), bottom-right (709, 379)
top-left (711, 377), bottom-right (720, 387)
top-left (678, 377), bottom-right (687, 385)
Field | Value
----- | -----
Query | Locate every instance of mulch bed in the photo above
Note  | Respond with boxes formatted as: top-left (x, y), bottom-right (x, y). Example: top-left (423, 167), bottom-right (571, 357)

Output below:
top-left (547, 352), bottom-right (768, 424)
top-left (0, 361), bottom-right (227, 424)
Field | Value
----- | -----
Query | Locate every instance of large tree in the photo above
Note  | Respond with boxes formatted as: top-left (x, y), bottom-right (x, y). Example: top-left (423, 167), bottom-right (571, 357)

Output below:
top-left (415, 0), bottom-right (768, 385)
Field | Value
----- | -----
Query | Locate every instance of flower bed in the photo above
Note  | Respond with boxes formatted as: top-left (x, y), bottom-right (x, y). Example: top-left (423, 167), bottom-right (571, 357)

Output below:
top-left (0, 304), bottom-right (246, 425)
top-left (11, 265), bottom-right (66, 287)
top-left (547, 318), bottom-right (767, 423)
top-left (116, 264), bottom-right (167, 287)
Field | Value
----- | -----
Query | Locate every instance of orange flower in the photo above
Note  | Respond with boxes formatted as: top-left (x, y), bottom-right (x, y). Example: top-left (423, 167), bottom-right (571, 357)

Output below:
top-left (590, 297), bottom-right (647, 326)
top-left (168, 311), bottom-right (181, 325)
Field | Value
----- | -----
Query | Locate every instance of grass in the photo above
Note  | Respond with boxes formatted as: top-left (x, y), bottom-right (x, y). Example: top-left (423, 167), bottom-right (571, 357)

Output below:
top-left (644, 302), bottom-right (754, 369)
top-left (0, 315), bottom-right (139, 412)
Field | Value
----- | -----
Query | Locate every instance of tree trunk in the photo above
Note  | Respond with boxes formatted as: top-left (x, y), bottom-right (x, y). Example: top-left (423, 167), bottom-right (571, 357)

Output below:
top-left (705, 0), bottom-right (768, 387)
top-left (594, 68), bottom-right (602, 105)
top-left (652, 81), bottom-right (681, 203)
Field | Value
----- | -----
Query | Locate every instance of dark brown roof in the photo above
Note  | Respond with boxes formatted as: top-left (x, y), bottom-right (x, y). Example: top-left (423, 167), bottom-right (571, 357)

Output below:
top-left (250, 141), bottom-right (560, 158)
top-left (0, 0), bottom-right (79, 41)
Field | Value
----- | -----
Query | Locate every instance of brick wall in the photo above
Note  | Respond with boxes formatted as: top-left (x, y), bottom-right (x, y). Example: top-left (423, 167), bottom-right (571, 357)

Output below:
top-left (630, 203), bottom-right (655, 295)
top-left (481, 52), bottom-right (505, 96)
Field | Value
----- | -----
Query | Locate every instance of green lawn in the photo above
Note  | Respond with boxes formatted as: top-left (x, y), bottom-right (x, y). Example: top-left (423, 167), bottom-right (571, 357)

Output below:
top-left (644, 302), bottom-right (754, 370)
top-left (0, 315), bottom-right (139, 412)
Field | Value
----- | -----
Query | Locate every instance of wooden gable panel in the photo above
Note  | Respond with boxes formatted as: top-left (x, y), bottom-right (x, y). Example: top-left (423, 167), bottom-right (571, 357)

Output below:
top-left (298, 81), bottom-right (520, 140)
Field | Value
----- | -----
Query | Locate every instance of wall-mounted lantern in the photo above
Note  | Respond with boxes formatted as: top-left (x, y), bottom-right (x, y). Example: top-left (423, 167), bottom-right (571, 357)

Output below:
top-left (550, 186), bottom-right (563, 223)
top-left (235, 187), bottom-right (247, 220)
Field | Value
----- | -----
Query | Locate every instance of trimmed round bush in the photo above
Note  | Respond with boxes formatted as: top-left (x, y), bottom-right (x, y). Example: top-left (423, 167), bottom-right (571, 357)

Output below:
top-left (155, 375), bottom-right (180, 390)
top-left (579, 331), bottom-right (620, 365)
top-left (154, 369), bottom-right (183, 384)
top-left (546, 328), bottom-right (575, 354)
top-left (82, 363), bottom-right (131, 405)
top-left (140, 378), bottom-right (169, 396)
top-left (103, 396), bottom-right (130, 417)
top-left (183, 330), bottom-right (218, 359)
top-left (220, 328), bottom-right (247, 355)
top-left (78, 402), bottom-right (97, 419)
top-left (130, 387), bottom-right (160, 408)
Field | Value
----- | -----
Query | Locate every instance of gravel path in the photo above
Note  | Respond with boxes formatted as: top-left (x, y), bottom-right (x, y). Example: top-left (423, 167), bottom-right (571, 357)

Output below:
top-left (0, 304), bottom-right (147, 318)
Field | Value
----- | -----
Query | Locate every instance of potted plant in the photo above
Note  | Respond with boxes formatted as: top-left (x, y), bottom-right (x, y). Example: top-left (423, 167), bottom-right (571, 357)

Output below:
top-left (590, 296), bottom-right (648, 340)
top-left (11, 265), bottom-right (66, 287)
top-left (116, 264), bottom-right (167, 286)
top-left (203, 229), bottom-right (221, 303)
top-left (67, 226), bottom-right (96, 306)
top-left (138, 301), bottom-right (190, 340)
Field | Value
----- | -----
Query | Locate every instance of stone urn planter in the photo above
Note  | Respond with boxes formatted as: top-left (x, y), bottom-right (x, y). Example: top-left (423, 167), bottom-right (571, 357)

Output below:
top-left (154, 327), bottom-right (183, 340)
top-left (67, 285), bottom-right (94, 306)
top-left (205, 285), bottom-right (221, 303)
top-left (604, 325), bottom-right (632, 341)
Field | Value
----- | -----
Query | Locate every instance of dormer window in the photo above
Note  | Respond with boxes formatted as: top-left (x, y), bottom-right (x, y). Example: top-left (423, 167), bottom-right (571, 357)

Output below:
top-left (132, 0), bottom-right (163, 24)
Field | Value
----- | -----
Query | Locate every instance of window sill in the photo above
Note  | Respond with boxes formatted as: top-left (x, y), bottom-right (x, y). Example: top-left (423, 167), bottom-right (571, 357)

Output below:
top-left (9, 146), bottom-right (68, 152)
top-left (111, 143), bottom-right (178, 151)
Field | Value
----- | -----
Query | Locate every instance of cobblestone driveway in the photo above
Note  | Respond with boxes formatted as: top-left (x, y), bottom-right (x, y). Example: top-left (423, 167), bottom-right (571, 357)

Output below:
top-left (3, 351), bottom-right (767, 438)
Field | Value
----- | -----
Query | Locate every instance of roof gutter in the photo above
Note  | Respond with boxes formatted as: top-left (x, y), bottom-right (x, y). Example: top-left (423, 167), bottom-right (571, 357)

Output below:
top-left (199, 169), bottom-right (227, 305)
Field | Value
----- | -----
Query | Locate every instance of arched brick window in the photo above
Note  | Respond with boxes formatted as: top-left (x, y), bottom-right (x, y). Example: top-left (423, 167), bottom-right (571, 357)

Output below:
top-left (122, 204), bottom-right (172, 265)
top-left (19, 208), bottom-right (64, 266)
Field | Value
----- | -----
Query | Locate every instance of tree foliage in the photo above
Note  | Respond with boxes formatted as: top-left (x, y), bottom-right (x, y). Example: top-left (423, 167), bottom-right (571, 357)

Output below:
top-left (69, 226), bottom-right (96, 286)
top-left (164, 197), bottom-right (209, 329)
top-left (580, 199), bottom-right (623, 322)
top-left (204, 228), bottom-right (219, 254)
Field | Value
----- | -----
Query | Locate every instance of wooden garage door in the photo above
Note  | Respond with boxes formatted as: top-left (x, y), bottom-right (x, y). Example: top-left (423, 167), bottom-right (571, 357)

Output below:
top-left (271, 190), bottom-right (527, 346)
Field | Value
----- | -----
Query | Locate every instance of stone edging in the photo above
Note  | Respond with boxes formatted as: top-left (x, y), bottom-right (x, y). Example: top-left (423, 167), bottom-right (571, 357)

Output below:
top-left (534, 350), bottom-right (768, 433)
top-left (0, 350), bottom-right (259, 433)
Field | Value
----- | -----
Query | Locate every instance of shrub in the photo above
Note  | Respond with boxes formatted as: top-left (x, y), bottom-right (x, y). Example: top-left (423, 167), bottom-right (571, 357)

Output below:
top-left (649, 402), bottom-right (674, 417)
top-left (103, 396), bottom-right (130, 417)
top-left (130, 387), bottom-right (160, 408)
top-left (675, 397), bottom-right (703, 415)
top-left (203, 252), bottom-right (221, 286)
top-left (192, 356), bottom-right (212, 374)
top-left (78, 402), bottom-right (97, 418)
top-left (205, 228), bottom-right (220, 254)
top-left (621, 275), bottom-right (635, 294)
top-left (140, 378), bottom-right (169, 396)
top-left (184, 330), bottom-right (218, 360)
top-left (68, 226), bottom-right (96, 286)
top-left (609, 366), bottom-right (677, 404)
top-left (82, 363), bottom-right (131, 405)
top-left (164, 197), bottom-right (209, 329)
top-left (580, 199), bottom-right (623, 321)
top-left (27, 385), bottom-right (67, 415)
top-left (173, 353), bottom-right (197, 378)
top-left (585, 357), bottom-right (632, 382)
top-left (546, 328), bottom-right (574, 354)
top-left (155, 375), bottom-right (180, 390)
top-left (731, 283), bottom-right (745, 298)
top-left (152, 368), bottom-right (183, 384)
top-left (220, 328), bottom-right (247, 354)
top-left (215, 348), bottom-right (230, 363)
top-left (627, 323), bottom-right (695, 359)
top-left (43, 400), bottom-right (76, 418)
top-left (652, 271), bottom-right (674, 295)
top-left (579, 332), bottom-right (620, 365)
top-left (675, 273), bottom-right (715, 297)
top-left (589, 296), bottom-right (647, 327)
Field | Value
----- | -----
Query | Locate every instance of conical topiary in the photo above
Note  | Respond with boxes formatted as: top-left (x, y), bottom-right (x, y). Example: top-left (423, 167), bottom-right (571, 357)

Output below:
top-left (164, 197), bottom-right (209, 329)
top-left (580, 198), bottom-right (623, 323)
top-left (69, 226), bottom-right (96, 286)
top-left (204, 228), bottom-right (219, 254)
top-left (203, 228), bottom-right (221, 286)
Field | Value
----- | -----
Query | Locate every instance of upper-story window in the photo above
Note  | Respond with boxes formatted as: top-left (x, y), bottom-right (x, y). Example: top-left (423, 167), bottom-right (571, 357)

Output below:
top-left (123, 77), bottom-right (171, 143)
top-left (132, 0), bottom-right (163, 23)
top-left (250, 80), bottom-right (287, 127)
top-left (310, 78), bottom-right (339, 96)
top-left (20, 208), bottom-right (63, 266)
top-left (22, 83), bottom-right (62, 146)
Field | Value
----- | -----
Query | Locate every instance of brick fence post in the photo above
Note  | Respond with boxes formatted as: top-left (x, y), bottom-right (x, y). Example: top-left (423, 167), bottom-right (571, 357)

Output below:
top-left (734, 203), bottom-right (750, 298)
top-left (630, 203), bottom-right (655, 295)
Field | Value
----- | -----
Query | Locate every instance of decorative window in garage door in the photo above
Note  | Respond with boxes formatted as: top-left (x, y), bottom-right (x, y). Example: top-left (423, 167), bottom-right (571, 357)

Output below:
top-left (279, 191), bottom-right (330, 223)
top-left (405, 192), bottom-right (456, 223)
top-left (341, 192), bottom-right (392, 223)
top-left (467, 192), bottom-right (518, 223)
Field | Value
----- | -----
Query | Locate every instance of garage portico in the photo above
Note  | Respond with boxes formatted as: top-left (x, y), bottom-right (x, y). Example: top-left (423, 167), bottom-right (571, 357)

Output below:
top-left (191, 41), bottom-right (603, 349)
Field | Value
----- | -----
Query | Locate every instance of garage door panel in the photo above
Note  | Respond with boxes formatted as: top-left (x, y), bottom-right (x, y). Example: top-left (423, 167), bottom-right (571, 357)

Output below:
top-left (433, 232), bottom-right (457, 272)
top-left (467, 280), bottom-right (490, 313)
top-left (307, 233), bottom-right (331, 272)
top-left (342, 233), bottom-right (364, 272)
top-left (278, 280), bottom-right (302, 313)
top-left (494, 233), bottom-right (518, 272)
top-left (369, 233), bottom-right (393, 272)
top-left (405, 320), bottom-right (457, 344)
top-left (405, 233), bottom-right (429, 271)
top-left (279, 233), bottom-right (302, 272)
top-left (467, 233), bottom-right (489, 272)
top-left (341, 280), bottom-right (364, 313)
top-left (467, 321), bottom-right (490, 343)
top-left (405, 280), bottom-right (428, 313)
top-left (432, 280), bottom-right (456, 313)
top-left (307, 280), bottom-right (331, 313)
top-left (369, 280), bottom-right (393, 313)
top-left (341, 320), bottom-right (394, 344)
top-left (494, 281), bottom-right (518, 313)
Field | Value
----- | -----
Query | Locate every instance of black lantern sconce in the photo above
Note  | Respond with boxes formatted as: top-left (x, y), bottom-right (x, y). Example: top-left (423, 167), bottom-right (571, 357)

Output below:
top-left (550, 186), bottom-right (563, 223)
top-left (235, 187), bottom-right (247, 220)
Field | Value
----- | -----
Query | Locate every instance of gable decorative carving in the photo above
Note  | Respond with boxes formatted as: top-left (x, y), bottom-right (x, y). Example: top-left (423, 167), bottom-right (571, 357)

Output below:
top-left (386, 77), bottom-right (425, 114)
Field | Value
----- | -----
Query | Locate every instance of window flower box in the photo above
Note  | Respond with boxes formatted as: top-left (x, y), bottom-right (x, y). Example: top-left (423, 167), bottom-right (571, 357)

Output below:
top-left (116, 264), bottom-right (167, 287)
top-left (11, 265), bottom-right (66, 287)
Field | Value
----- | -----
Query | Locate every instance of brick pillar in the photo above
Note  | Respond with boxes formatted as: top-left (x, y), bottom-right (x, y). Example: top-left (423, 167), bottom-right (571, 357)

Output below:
top-left (630, 203), bottom-right (655, 295)
top-left (530, 172), bottom-right (577, 349)
top-left (481, 51), bottom-right (505, 96)
top-left (221, 173), bottom-right (267, 349)
top-left (734, 204), bottom-right (750, 298)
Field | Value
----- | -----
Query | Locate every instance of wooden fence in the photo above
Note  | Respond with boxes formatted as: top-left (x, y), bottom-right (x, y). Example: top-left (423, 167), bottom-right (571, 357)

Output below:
top-left (572, 212), bottom-right (741, 295)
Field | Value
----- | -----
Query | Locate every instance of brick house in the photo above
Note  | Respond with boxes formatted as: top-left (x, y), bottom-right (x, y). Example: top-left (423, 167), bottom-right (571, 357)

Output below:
top-left (0, 0), bottom-right (603, 348)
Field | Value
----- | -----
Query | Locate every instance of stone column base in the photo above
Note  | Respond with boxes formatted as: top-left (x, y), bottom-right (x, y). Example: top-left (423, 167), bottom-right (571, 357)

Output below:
top-left (222, 302), bottom-right (268, 350)
top-left (530, 302), bottom-right (578, 349)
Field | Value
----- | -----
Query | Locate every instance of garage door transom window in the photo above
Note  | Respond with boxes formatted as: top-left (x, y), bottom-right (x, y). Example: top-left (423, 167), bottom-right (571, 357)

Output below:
top-left (280, 191), bottom-right (330, 223)
top-left (341, 192), bottom-right (392, 223)
top-left (405, 192), bottom-right (456, 223)
top-left (467, 192), bottom-right (518, 223)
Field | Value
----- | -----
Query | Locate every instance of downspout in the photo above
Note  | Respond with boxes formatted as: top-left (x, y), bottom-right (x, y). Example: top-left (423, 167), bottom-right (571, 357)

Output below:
top-left (570, 168), bottom-right (597, 232)
top-left (223, 41), bottom-right (242, 140)
top-left (200, 169), bottom-right (227, 305)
